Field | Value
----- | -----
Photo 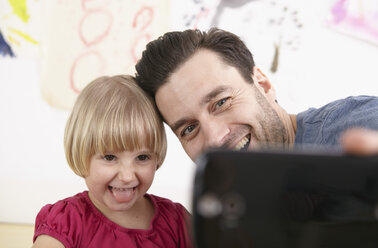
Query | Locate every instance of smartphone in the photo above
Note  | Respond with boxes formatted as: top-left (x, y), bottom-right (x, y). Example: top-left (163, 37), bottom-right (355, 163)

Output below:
top-left (192, 149), bottom-right (378, 248)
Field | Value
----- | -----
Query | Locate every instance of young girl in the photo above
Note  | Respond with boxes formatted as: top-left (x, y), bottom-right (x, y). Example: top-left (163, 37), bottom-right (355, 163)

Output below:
top-left (32, 75), bottom-right (193, 247)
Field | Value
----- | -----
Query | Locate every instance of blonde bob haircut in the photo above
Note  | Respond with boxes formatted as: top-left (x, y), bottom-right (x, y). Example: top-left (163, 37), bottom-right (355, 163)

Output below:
top-left (64, 75), bottom-right (167, 177)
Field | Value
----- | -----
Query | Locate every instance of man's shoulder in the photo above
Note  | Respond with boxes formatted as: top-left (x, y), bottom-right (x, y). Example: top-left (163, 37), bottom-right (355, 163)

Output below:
top-left (295, 95), bottom-right (378, 145)
top-left (298, 95), bottom-right (378, 122)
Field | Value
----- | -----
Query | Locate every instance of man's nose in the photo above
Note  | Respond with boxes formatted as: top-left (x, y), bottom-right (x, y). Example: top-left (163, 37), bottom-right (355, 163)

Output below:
top-left (202, 118), bottom-right (230, 149)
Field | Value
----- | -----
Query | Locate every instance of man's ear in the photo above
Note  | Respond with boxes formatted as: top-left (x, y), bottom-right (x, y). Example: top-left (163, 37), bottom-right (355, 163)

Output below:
top-left (253, 66), bottom-right (271, 93)
top-left (252, 66), bottom-right (277, 102)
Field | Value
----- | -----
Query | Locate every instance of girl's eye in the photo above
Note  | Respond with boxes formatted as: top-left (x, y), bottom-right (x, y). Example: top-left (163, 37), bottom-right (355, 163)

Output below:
top-left (181, 124), bottom-right (197, 137)
top-left (137, 154), bottom-right (150, 161)
top-left (103, 154), bottom-right (116, 161)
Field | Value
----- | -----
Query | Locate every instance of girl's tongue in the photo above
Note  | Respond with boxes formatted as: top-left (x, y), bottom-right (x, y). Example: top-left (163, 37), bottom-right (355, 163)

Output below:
top-left (111, 187), bottom-right (135, 203)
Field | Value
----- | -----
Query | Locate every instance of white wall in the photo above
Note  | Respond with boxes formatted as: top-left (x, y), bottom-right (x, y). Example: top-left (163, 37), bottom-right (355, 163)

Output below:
top-left (1, 0), bottom-right (377, 225)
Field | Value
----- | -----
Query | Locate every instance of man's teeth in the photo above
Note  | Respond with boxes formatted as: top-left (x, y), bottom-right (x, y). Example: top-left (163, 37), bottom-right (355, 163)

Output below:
top-left (235, 136), bottom-right (250, 150)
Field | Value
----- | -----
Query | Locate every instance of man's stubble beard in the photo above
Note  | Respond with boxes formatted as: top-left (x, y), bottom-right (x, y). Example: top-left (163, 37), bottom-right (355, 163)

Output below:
top-left (252, 85), bottom-right (289, 148)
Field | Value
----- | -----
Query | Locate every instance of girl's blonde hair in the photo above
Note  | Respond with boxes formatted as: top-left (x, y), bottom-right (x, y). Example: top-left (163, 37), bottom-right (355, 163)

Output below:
top-left (64, 75), bottom-right (167, 177)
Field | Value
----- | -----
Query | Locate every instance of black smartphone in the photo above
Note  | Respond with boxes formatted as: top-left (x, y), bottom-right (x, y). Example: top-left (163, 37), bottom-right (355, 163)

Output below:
top-left (192, 149), bottom-right (378, 248)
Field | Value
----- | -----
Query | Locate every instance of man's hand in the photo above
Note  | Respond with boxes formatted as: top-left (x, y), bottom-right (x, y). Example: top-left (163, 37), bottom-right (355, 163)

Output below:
top-left (341, 128), bottom-right (378, 155)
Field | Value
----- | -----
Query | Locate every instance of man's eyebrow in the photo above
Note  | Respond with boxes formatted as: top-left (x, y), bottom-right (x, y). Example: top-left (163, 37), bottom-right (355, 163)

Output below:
top-left (171, 86), bottom-right (231, 133)
top-left (171, 118), bottom-right (190, 133)
top-left (200, 85), bottom-right (231, 105)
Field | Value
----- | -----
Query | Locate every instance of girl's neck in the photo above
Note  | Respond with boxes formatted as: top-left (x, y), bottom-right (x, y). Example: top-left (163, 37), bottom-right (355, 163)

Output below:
top-left (114, 196), bottom-right (155, 229)
top-left (90, 193), bottom-right (155, 230)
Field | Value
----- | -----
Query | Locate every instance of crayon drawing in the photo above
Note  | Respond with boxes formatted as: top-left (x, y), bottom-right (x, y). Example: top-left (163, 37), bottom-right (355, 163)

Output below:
top-left (327, 0), bottom-right (378, 46)
top-left (171, 0), bottom-right (304, 74)
top-left (0, 0), bottom-right (41, 58)
top-left (39, 0), bottom-right (169, 109)
top-left (0, 30), bottom-right (14, 57)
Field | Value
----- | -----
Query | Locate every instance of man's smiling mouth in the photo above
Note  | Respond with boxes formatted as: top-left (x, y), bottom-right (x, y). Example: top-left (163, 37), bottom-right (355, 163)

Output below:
top-left (234, 134), bottom-right (251, 151)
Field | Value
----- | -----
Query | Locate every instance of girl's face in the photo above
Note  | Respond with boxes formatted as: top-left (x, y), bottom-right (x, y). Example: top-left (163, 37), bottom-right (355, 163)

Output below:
top-left (85, 148), bottom-right (157, 215)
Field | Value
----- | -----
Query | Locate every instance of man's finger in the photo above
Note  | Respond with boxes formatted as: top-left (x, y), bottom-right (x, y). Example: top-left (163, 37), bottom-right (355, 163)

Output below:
top-left (341, 128), bottom-right (378, 155)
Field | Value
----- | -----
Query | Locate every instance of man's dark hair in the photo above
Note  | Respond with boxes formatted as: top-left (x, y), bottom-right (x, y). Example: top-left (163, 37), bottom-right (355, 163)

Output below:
top-left (135, 28), bottom-right (255, 97)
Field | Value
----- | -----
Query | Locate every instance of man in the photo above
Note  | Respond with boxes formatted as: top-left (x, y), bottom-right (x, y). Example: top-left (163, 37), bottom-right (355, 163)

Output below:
top-left (135, 28), bottom-right (378, 161)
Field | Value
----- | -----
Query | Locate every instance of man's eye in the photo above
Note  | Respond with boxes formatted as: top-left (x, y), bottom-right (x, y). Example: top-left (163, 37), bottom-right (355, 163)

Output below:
top-left (103, 154), bottom-right (116, 161)
top-left (137, 154), bottom-right (150, 161)
top-left (214, 97), bottom-right (230, 110)
top-left (181, 124), bottom-right (197, 137)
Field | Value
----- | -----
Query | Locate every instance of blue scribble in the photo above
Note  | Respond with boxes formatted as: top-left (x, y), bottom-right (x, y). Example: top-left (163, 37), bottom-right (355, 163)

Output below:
top-left (0, 30), bottom-right (15, 57)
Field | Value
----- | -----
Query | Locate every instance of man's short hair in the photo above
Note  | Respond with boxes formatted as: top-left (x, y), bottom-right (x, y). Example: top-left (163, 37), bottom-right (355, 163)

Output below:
top-left (135, 28), bottom-right (255, 97)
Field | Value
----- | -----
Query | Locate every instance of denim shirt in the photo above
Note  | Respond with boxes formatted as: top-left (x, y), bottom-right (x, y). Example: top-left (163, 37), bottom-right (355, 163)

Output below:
top-left (295, 96), bottom-right (378, 148)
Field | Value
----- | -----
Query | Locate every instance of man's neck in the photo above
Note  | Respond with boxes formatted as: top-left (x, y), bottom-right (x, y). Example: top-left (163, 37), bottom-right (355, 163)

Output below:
top-left (289, 114), bottom-right (297, 142)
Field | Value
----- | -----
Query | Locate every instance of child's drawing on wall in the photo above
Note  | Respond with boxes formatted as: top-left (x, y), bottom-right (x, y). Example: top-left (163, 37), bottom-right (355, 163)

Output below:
top-left (327, 0), bottom-right (378, 46)
top-left (0, 0), bottom-right (41, 58)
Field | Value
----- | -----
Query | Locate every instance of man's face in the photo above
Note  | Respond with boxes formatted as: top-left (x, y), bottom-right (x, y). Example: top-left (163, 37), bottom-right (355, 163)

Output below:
top-left (155, 49), bottom-right (288, 161)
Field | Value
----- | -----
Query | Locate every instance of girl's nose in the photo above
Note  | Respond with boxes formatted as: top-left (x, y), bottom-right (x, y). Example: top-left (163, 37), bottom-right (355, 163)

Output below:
top-left (118, 164), bottom-right (136, 183)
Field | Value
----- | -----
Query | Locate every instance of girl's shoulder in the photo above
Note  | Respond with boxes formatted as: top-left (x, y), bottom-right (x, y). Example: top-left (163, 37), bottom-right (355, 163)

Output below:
top-left (33, 191), bottom-right (93, 247)
top-left (36, 191), bottom-right (90, 221)
top-left (148, 194), bottom-right (194, 248)
top-left (148, 193), bottom-right (191, 225)
top-left (149, 194), bottom-right (188, 213)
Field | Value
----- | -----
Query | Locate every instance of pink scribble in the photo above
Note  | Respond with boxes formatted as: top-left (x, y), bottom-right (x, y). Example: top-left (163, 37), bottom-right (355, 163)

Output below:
top-left (193, 8), bottom-right (210, 29)
top-left (129, 5), bottom-right (155, 64)
top-left (131, 33), bottom-right (151, 63)
top-left (329, 0), bottom-right (378, 42)
top-left (79, 9), bottom-right (113, 47)
top-left (345, 15), bottom-right (378, 38)
top-left (331, 0), bottom-right (347, 23)
top-left (132, 6), bottom-right (154, 32)
top-left (70, 50), bottom-right (106, 94)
